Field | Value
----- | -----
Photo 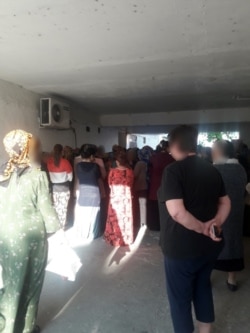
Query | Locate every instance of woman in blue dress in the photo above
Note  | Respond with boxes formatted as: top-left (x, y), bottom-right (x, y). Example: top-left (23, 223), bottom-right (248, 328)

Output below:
top-left (74, 145), bottom-right (102, 240)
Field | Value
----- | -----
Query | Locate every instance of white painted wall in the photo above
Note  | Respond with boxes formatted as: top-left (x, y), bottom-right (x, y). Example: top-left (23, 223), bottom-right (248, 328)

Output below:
top-left (1, 77), bottom-right (250, 162)
top-left (73, 125), bottom-right (119, 152)
top-left (100, 108), bottom-right (250, 127)
top-left (0, 79), bottom-right (100, 163)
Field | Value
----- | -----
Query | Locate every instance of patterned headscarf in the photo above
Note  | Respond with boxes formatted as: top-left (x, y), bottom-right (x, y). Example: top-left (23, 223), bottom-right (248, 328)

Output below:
top-left (1, 130), bottom-right (33, 180)
top-left (138, 146), bottom-right (154, 164)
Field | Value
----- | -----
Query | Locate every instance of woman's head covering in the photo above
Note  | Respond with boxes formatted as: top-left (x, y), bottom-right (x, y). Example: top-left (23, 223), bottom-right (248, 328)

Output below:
top-left (138, 146), bottom-right (153, 163)
top-left (213, 140), bottom-right (235, 159)
top-left (1, 129), bottom-right (32, 181)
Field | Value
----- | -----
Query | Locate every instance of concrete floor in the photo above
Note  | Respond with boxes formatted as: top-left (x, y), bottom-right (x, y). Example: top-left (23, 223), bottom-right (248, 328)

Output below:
top-left (38, 229), bottom-right (250, 333)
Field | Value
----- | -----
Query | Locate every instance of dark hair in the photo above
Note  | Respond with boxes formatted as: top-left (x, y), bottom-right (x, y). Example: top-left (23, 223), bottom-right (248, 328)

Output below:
top-left (115, 151), bottom-right (128, 167)
top-left (215, 140), bottom-right (235, 159)
top-left (159, 140), bottom-right (169, 152)
top-left (168, 125), bottom-right (198, 153)
top-left (80, 144), bottom-right (96, 159)
top-left (53, 144), bottom-right (63, 167)
top-left (112, 145), bottom-right (124, 154)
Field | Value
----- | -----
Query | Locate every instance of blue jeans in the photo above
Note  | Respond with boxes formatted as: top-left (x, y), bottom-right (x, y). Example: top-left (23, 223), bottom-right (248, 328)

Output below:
top-left (164, 255), bottom-right (217, 333)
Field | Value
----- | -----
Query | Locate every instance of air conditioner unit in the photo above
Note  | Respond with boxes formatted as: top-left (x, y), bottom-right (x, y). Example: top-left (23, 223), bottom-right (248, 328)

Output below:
top-left (40, 98), bottom-right (70, 129)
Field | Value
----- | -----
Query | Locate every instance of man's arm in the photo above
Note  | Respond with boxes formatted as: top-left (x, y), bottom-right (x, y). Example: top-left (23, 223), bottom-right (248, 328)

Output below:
top-left (166, 199), bottom-right (204, 234)
top-left (166, 195), bottom-right (231, 240)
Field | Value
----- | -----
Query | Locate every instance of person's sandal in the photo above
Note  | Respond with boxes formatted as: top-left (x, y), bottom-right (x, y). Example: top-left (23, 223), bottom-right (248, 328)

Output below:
top-left (226, 280), bottom-right (238, 292)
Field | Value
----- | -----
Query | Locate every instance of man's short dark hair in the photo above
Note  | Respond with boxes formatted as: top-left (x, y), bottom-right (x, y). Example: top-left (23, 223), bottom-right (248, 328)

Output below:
top-left (168, 125), bottom-right (198, 153)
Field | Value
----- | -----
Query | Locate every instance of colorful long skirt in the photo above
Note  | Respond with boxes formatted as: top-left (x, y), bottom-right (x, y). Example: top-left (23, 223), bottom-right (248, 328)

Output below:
top-left (104, 193), bottom-right (134, 247)
top-left (53, 190), bottom-right (70, 228)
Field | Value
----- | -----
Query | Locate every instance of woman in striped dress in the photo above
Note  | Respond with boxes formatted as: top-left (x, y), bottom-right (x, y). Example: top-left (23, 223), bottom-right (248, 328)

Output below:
top-left (47, 144), bottom-right (73, 229)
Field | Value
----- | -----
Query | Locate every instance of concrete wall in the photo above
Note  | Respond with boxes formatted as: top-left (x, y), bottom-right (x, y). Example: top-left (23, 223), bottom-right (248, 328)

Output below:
top-left (1, 77), bottom-right (250, 161)
top-left (100, 108), bottom-right (250, 127)
top-left (73, 125), bottom-right (119, 152)
top-left (0, 79), bottom-right (100, 163)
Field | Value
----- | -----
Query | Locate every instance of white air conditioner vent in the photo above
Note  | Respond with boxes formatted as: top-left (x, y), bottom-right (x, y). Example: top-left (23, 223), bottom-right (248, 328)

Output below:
top-left (40, 98), bottom-right (70, 129)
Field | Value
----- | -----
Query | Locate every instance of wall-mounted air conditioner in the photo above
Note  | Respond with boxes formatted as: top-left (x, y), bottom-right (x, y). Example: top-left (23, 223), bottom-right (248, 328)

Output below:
top-left (40, 98), bottom-right (70, 129)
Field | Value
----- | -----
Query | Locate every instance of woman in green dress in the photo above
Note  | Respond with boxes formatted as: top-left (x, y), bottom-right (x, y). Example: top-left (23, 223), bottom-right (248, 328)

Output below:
top-left (0, 130), bottom-right (61, 333)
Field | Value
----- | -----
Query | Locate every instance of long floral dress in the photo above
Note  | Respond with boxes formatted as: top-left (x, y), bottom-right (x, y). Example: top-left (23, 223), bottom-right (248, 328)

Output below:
top-left (104, 168), bottom-right (134, 246)
top-left (0, 168), bottom-right (60, 333)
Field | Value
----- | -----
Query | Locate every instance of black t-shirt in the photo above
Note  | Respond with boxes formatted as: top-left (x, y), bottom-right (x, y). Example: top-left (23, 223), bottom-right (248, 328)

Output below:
top-left (158, 155), bottom-right (226, 259)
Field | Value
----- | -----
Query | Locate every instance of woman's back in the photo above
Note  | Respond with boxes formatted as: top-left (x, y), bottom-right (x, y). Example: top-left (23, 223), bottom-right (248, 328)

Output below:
top-left (76, 162), bottom-right (100, 187)
top-left (215, 163), bottom-right (247, 204)
top-left (47, 157), bottom-right (73, 184)
top-left (105, 167), bottom-right (134, 246)
top-left (214, 158), bottom-right (247, 263)
top-left (74, 162), bottom-right (101, 240)
top-left (0, 168), bottom-right (60, 239)
top-left (109, 168), bottom-right (134, 187)
top-left (0, 130), bottom-right (60, 333)
top-left (149, 152), bottom-right (174, 200)
top-left (134, 161), bottom-right (147, 191)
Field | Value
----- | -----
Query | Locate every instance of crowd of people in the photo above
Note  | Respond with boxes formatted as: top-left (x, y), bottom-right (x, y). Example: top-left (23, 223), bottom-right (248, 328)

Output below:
top-left (0, 126), bottom-right (250, 333)
top-left (41, 139), bottom-right (176, 246)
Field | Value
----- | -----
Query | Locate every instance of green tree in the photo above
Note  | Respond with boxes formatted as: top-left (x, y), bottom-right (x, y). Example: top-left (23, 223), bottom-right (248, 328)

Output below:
top-left (207, 132), bottom-right (223, 142)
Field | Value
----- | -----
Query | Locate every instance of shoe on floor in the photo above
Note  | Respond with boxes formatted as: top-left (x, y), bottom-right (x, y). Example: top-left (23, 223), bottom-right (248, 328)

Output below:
top-left (227, 280), bottom-right (238, 292)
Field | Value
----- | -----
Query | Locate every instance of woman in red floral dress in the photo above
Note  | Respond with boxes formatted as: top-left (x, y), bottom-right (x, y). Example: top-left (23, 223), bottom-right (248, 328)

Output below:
top-left (104, 151), bottom-right (134, 247)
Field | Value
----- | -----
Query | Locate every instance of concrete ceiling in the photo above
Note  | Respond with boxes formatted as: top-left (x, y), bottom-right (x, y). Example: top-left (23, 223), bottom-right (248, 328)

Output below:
top-left (0, 0), bottom-right (250, 115)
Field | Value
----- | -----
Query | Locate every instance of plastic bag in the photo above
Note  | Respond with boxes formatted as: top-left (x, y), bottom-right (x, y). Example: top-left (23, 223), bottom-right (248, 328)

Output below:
top-left (46, 234), bottom-right (82, 281)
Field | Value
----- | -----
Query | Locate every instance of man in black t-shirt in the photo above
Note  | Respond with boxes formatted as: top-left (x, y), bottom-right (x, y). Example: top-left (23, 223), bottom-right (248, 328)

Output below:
top-left (158, 125), bottom-right (231, 333)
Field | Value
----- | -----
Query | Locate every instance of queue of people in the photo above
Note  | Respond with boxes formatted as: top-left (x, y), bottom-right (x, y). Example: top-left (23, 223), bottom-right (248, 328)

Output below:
top-left (42, 140), bottom-right (177, 247)
top-left (0, 127), bottom-right (250, 333)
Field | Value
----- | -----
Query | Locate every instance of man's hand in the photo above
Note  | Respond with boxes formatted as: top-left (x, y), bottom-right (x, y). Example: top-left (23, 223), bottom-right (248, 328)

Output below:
top-left (202, 219), bottom-right (222, 242)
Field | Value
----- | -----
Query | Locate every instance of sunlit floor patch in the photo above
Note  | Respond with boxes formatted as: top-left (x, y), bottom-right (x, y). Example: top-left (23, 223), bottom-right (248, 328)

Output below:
top-left (103, 225), bottom-right (147, 275)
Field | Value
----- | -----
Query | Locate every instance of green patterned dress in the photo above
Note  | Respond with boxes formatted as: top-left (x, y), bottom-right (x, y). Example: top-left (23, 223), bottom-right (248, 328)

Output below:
top-left (0, 168), bottom-right (60, 333)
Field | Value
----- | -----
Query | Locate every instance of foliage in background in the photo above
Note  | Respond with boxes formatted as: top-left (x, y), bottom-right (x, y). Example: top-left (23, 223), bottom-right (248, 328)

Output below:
top-left (198, 131), bottom-right (239, 147)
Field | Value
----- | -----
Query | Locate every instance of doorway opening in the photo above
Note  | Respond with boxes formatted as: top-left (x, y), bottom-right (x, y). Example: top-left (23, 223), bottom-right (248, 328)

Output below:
top-left (126, 131), bottom-right (240, 150)
top-left (126, 133), bottom-right (168, 149)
